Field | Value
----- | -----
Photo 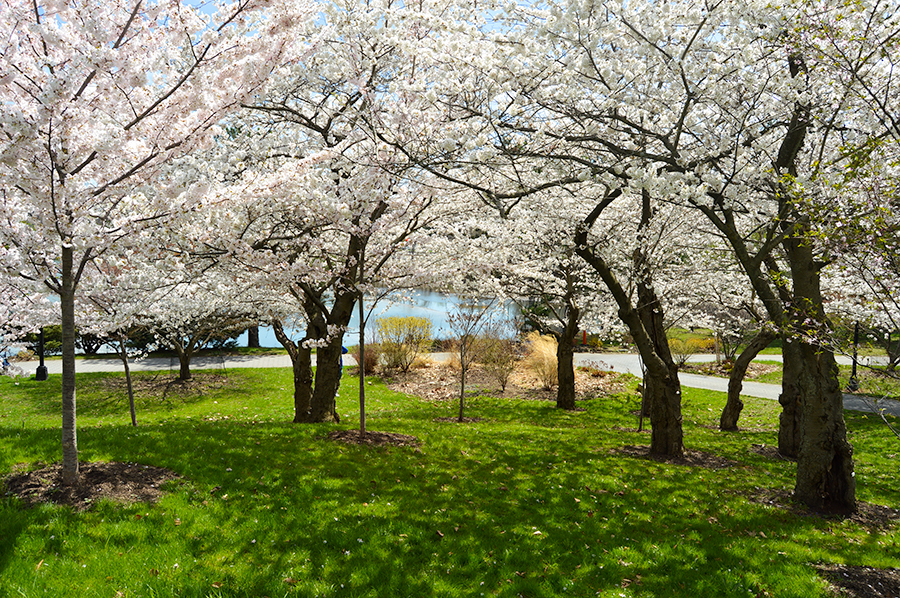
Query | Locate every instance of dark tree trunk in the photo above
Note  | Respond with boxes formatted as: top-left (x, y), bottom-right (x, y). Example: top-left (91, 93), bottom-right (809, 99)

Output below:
top-left (779, 336), bottom-right (803, 458)
top-left (574, 188), bottom-right (683, 458)
top-left (60, 245), bottom-right (79, 486)
top-left (721, 328), bottom-right (776, 431)
top-left (178, 352), bottom-right (192, 382)
top-left (636, 289), bottom-right (683, 458)
top-left (785, 236), bottom-right (856, 512)
top-left (555, 304), bottom-right (580, 410)
top-left (247, 325), bottom-right (260, 348)
top-left (458, 341), bottom-right (468, 422)
top-left (306, 289), bottom-right (356, 423)
top-left (644, 360), bottom-right (683, 456)
top-left (556, 335), bottom-right (576, 410)
top-left (292, 350), bottom-right (314, 422)
top-left (309, 336), bottom-right (344, 422)
top-left (271, 319), bottom-right (314, 423)
top-left (793, 345), bottom-right (856, 512)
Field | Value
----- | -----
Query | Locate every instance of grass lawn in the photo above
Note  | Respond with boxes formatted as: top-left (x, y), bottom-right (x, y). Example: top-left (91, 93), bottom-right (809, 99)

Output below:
top-left (1, 367), bottom-right (898, 597)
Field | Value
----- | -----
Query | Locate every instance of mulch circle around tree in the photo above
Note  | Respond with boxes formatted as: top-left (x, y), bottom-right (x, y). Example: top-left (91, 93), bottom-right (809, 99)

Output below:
top-left (326, 429), bottom-right (420, 448)
top-left (616, 444), bottom-right (738, 470)
top-left (4, 461), bottom-right (180, 511)
top-left (815, 563), bottom-right (900, 598)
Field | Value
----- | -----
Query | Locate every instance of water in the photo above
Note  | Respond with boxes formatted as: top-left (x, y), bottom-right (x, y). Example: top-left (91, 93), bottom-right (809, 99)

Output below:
top-left (238, 290), bottom-right (515, 347)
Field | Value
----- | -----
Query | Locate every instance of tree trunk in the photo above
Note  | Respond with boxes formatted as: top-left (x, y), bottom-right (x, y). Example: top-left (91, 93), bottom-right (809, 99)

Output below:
top-left (292, 350), bottom-right (314, 422)
top-left (271, 319), bottom-right (314, 423)
top-left (556, 332), bottom-right (576, 410)
top-left (60, 245), bottom-right (79, 486)
top-left (247, 325), bottom-right (260, 348)
top-left (458, 342), bottom-right (467, 422)
top-left (779, 336), bottom-right (803, 458)
top-left (555, 304), bottom-right (580, 410)
top-left (635, 267), bottom-right (684, 458)
top-left (309, 336), bottom-right (344, 423)
top-left (177, 349), bottom-right (192, 382)
top-left (117, 336), bottom-right (137, 427)
top-left (793, 344), bottom-right (856, 512)
top-left (644, 361), bottom-right (683, 456)
top-left (785, 236), bottom-right (856, 512)
top-left (574, 188), bottom-right (683, 458)
top-left (721, 328), bottom-right (776, 431)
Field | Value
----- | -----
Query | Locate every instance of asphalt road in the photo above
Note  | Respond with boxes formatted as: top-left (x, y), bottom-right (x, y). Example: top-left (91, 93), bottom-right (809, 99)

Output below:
top-left (12, 351), bottom-right (900, 417)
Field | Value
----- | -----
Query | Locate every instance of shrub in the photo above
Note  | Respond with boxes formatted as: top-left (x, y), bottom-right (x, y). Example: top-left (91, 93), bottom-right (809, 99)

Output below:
top-left (349, 343), bottom-right (381, 375)
top-left (479, 335), bottom-right (519, 391)
top-left (523, 331), bottom-right (558, 389)
top-left (668, 337), bottom-right (707, 368)
top-left (376, 316), bottom-right (433, 373)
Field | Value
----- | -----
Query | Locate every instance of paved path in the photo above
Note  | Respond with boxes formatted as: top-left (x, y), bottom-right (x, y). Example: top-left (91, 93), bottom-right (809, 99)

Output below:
top-left (14, 351), bottom-right (900, 417)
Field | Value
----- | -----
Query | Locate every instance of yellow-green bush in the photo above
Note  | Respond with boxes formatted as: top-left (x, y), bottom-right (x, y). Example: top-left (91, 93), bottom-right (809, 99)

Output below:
top-left (376, 316), bottom-right (433, 372)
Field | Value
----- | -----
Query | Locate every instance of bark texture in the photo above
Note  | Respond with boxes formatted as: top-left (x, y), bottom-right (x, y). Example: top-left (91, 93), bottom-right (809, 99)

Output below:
top-left (778, 337), bottom-right (803, 458)
top-left (556, 335), bottom-right (576, 410)
top-left (793, 345), bottom-right (856, 512)
top-left (785, 232), bottom-right (856, 512)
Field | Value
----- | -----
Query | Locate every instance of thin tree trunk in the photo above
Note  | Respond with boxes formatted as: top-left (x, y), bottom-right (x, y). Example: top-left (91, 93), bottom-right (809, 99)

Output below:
top-left (358, 289), bottom-right (366, 436)
top-left (458, 342), bottom-right (467, 422)
top-left (60, 245), bottom-right (79, 486)
top-left (721, 328), bottom-right (776, 431)
top-left (117, 336), bottom-right (137, 427)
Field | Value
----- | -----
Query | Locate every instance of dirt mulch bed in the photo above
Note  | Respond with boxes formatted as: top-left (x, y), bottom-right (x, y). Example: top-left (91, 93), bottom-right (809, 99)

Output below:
top-left (326, 429), bottom-right (421, 448)
top-left (384, 361), bottom-right (629, 403)
top-left (98, 372), bottom-right (231, 398)
top-left (680, 360), bottom-right (779, 379)
top-left (4, 461), bottom-right (180, 511)
top-left (750, 443), bottom-right (798, 462)
top-left (616, 444), bottom-right (739, 470)
top-left (816, 563), bottom-right (900, 598)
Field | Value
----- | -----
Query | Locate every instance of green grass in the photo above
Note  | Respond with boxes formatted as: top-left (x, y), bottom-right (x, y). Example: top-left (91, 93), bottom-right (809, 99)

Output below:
top-left (1, 368), bottom-right (898, 597)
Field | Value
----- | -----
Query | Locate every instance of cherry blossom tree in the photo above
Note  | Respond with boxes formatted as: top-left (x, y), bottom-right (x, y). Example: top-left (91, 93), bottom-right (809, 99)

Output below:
top-left (188, 0), bottom-right (455, 424)
top-left (0, 0), bottom-right (308, 484)
top-left (379, 0), bottom-right (888, 510)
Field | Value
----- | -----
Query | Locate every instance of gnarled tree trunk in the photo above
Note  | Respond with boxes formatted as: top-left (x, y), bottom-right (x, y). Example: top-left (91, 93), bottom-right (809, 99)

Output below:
top-left (793, 345), bottom-right (855, 512)
top-left (721, 328), bottom-right (776, 431)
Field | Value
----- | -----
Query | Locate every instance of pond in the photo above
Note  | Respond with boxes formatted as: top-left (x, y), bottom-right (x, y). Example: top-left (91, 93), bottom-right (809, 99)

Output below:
top-left (237, 290), bottom-right (517, 347)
